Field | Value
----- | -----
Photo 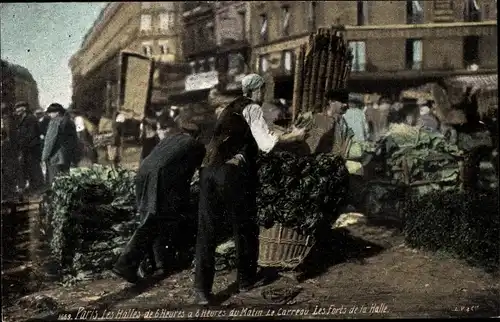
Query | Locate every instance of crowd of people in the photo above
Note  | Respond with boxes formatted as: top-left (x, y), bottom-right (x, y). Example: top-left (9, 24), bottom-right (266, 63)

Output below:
top-left (110, 73), bottom-right (387, 306)
top-left (0, 71), bottom-right (481, 306)
top-left (1, 101), bottom-right (98, 201)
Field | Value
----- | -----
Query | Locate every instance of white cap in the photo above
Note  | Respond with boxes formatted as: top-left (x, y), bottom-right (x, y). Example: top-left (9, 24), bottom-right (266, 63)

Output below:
top-left (116, 113), bottom-right (125, 123)
top-left (419, 106), bottom-right (430, 116)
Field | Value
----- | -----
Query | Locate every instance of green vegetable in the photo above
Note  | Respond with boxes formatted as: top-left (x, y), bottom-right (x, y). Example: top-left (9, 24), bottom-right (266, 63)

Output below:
top-left (403, 188), bottom-right (499, 272)
top-left (256, 151), bottom-right (349, 235)
top-left (43, 165), bottom-right (139, 282)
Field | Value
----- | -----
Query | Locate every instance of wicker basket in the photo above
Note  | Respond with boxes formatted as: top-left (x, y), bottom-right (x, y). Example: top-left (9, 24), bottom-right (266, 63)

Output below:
top-left (258, 223), bottom-right (315, 269)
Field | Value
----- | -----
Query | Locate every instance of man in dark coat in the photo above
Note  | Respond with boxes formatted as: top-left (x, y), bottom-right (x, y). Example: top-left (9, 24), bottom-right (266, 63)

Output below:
top-left (41, 103), bottom-right (79, 186)
top-left (1, 103), bottom-right (21, 200)
top-left (13, 102), bottom-right (44, 194)
top-left (112, 122), bottom-right (206, 283)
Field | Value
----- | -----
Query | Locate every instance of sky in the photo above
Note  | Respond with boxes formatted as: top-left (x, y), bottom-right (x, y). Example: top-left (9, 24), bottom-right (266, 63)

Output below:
top-left (1, 2), bottom-right (107, 109)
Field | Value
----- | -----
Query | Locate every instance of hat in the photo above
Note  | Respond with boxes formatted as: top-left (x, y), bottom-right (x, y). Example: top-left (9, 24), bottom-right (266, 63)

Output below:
top-left (179, 121), bottom-right (200, 136)
top-left (325, 88), bottom-right (349, 103)
top-left (419, 105), bottom-right (430, 116)
top-left (241, 73), bottom-right (265, 95)
top-left (416, 98), bottom-right (427, 106)
top-left (14, 101), bottom-right (29, 110)
top-left (46, 103), bottom-right (65, 114)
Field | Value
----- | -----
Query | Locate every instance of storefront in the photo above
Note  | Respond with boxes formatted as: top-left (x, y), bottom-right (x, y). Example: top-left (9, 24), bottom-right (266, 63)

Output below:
top-left (252, 35), bottom-right (309, 102)
top-left (216, 41), bottom-right (251, 94)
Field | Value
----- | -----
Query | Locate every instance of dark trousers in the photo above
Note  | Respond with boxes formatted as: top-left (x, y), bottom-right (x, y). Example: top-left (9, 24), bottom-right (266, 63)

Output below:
top-left (46, 163), bottom-right (70, 187)
top-left (20, 149), bottom-right (44, 192)
top-left (194, 164), bottom-right (259, 293)
top-left (115, 210), bottom-right (178, 272)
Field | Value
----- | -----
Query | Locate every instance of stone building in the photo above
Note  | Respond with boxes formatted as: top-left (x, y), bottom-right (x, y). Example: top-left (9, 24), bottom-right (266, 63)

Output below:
top-left (69, 2), bottom-right (185, 119)
top-left (1, 59), bottom-right (40, 112)
top-left (176, 1), bottom-right (218, 103)
top-left (249, 0), bottom-right (497, 99)
top-left (213, 1), bottom-right (252, 92)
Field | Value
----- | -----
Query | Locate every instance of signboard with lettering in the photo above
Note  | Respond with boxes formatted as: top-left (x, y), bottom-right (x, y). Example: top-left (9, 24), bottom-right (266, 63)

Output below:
top-left (185, 71), bottom-right (219, 91)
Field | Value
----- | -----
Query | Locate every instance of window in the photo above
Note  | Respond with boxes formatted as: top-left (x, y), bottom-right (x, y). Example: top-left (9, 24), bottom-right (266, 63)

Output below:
top-left (206, 22), bottom-right (215, 42)
top-left (142, 43), bottom-right (153, 56)
top-left (259, 55), bottom-right (269, 73)
top-left (159, 13), bottom-right (170, 31)
top-left (238, 11), bottom-right (247, 40)
top-left (208, 57), bottom-right (216, 71)
top-left (463, 36), bottom-right (480, 67)
top-left (228, 53), bottom-right (240, 73)
top-left (308, 2), bottom-right (317, 31)
top-left (357, 1), bottom-right (368, 26)
top-left (405, 39), bottom-right (422, 70)
top-left (348, 41), bottom-right (366, 72)
top-left (281, 6), bottom-right (290, 37)
top-left (140, 14), bottom-right (152, 31)
top-left (199, 60), bottom-right (206, 73)
top-left (464, 0), bottom-right (481, 21)
top-left (259, 14), bottom-right (268, 42)
top-left (168, 12), bottom-right (175, 29)
top-left (189, 61), bottom-right (196, 74)
top-left (159, 41), bottom-right (170, 55)
top-left (406, 0), bottom-right (424, 24)
top-left (283, 51), bottom-right (293, 72)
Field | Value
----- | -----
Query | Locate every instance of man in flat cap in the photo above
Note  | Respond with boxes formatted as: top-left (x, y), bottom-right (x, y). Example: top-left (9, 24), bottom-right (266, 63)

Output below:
top-left (113, 121), bottom-right (206, 283)
top-left (42, 103), bottom-right (79, 186)
top-left (193, 73), bottom-right (305, 305)
top-left (13, 101), bottom-right (44, 194)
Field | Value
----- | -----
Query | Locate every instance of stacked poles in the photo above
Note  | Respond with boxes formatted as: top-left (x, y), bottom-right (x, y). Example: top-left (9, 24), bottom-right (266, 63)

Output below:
top-left (292, 26), bottom-right (353, 121)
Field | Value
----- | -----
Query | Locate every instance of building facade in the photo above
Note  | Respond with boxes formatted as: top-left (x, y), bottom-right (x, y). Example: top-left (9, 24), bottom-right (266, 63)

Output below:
top-left (249, 0), bottom-right (497, 98)
top-left (180, 1), bottom-right (219, 98)
top-left (1, 59), bottom-right (40, 112)
top-left (69, 2), bottom-right (184, 119)
top-left (213, 1), bottom-right (252, 92)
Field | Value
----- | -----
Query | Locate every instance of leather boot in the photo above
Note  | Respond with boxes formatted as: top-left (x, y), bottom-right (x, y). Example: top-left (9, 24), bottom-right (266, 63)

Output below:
top-left (193, 290), bottom-right (212, 305)
top-left (112, 262), bottom-right (140, 284)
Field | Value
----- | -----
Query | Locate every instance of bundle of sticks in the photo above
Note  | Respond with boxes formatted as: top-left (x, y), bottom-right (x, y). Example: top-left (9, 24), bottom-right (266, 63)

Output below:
top-left (292, 26), bottom-right (353, 120)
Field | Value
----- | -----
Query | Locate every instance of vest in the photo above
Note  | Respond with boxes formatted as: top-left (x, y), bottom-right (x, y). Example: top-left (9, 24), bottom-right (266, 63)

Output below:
top-left (203, 96), bottom-right (258, 167)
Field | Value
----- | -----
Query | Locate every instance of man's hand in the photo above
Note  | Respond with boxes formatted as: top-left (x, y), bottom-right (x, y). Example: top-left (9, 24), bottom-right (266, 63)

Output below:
top-left (280, 126), bottom-right (306, 142)
top-left (226, 157), bottom-right (241, 166)
top-left (226, 154), bottom-right (246, 166)
top-left (291, 126), bottom-right (306, 140)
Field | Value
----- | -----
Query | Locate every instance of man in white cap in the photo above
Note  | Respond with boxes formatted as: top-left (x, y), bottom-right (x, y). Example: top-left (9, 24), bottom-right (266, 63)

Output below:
top-left (417, 99), bottom-right (440, 133)
top-left (193, 73), bottom-right (304, 305)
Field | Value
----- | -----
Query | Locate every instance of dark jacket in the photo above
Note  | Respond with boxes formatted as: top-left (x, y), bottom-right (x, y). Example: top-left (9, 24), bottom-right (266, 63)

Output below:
top-left (16, 113), bottom-right (41, 152)
top-left (203, 96), bottom-right (259, 169)
top-left (136, 133), bottom-right (206, 216)
top-left (38, 116), bottom-right (50, 137)
top-left (42, 113), bottom-right (79, 166)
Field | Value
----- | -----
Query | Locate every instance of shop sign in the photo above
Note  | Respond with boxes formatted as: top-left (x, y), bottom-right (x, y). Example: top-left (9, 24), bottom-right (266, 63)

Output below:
top-left (185, 71), bottom-right (219, 91)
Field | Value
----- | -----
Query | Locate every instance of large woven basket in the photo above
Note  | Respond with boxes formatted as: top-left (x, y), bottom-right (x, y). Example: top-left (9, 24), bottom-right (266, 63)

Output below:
top-left (258, 223), bottom-right (315, 269)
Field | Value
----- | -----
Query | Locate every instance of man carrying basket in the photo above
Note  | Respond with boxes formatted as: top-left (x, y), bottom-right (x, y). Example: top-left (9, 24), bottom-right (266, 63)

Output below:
top-left (193, 74), bottom-right (305, 305)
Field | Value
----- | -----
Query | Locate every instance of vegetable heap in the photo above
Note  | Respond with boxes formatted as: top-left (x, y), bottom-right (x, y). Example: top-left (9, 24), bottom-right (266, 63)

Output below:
top-left (256, 151), bottom-right (349, 235)
top-left (43, 165), bottom-right (138, 282)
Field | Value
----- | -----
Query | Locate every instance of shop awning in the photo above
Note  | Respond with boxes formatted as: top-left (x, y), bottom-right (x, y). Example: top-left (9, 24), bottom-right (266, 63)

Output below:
top-left (445, 74), bottom-right (498, 92)
top-left (167, 88), bottom-right (211, 106)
